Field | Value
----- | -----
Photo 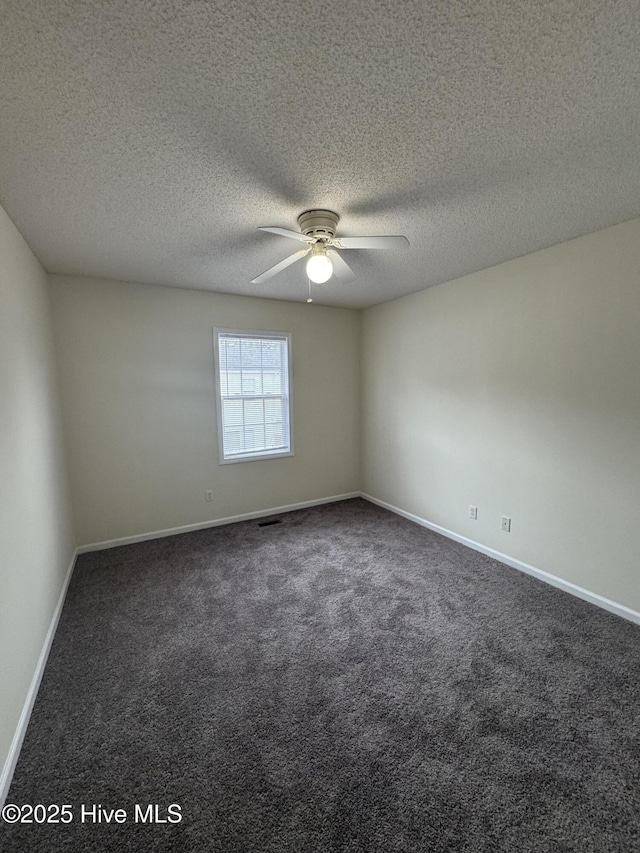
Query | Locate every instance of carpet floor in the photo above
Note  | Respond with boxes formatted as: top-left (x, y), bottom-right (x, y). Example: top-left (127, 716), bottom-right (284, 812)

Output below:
top-left (2, 498), bottom-right (639, 851)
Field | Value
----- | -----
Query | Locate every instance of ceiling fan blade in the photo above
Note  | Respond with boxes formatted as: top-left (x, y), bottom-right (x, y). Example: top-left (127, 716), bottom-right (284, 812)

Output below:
top-left (258, 226), bottom-right (314, 243)
top-left (331, 235), bottom-right (409, 250)
top-left (327, 250), bottom-right (356, 283)
top-left (251, 248), bottom-right (309, 284)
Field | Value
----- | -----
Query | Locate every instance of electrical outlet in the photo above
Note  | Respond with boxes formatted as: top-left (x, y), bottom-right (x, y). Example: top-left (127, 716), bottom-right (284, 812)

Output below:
top-left (206, 490), bottom-right (213, 502)
top-left (468, 505), bottom-right (478, 520)
top-left (501, 516), bottom-right (511, 532)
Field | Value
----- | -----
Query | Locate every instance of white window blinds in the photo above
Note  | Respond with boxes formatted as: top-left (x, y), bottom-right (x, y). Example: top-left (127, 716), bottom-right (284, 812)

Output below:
top-left (215, 331), bottom-right (292, 462)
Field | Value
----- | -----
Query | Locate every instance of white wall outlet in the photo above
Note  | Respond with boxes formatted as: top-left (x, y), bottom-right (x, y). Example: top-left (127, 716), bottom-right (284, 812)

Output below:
top-left (501, 516), bottom-right (511, 532)
top-left (469, 505), bottom-right (478, 519)
top-left (206, 490), bottom-right (213, 502)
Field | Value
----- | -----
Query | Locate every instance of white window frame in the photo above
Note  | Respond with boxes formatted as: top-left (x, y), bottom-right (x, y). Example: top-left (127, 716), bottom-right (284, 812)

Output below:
top-left (213, 328), bottom-right (294, 464)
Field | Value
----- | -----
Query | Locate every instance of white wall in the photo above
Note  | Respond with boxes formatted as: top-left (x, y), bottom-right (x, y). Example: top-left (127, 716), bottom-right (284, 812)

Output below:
top-left (362, 218), bottom-right (640, 613)
top-left (49, 276), bottom-right (361, 546)
top-left (0, 206), bottom-right (76, 786)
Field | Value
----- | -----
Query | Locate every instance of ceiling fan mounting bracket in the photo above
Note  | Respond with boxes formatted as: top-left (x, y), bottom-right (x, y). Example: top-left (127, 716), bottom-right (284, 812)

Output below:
top-left (297, 209), bottom-right (339, 241)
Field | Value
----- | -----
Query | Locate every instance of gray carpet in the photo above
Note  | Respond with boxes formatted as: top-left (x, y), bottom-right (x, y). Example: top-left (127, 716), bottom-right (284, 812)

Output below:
top-left (2, 498), bottom-right (639, 851)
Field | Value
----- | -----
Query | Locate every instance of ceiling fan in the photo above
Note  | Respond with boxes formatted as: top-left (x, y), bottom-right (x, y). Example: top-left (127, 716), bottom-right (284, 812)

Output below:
top-left (251, 209), bottom-right (409, 287)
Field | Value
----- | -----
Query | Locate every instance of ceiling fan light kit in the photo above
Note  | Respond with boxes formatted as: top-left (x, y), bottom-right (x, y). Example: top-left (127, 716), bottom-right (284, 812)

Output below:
top-left (251, 209), bottom-right (409, 296)
top-left (306, 243), bottom-right (333, 283)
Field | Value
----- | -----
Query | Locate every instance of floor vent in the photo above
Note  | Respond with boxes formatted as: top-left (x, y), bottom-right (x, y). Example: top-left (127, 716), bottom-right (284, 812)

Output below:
top-left (258, 519), bottom-right (282, 527)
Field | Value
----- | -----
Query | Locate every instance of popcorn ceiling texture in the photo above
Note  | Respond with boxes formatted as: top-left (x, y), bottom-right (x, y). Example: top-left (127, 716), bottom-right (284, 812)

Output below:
top-left (1, 0), bottom-right (639, 308)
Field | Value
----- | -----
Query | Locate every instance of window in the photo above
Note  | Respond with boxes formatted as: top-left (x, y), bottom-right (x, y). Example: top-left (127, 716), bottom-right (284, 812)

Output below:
top-left (214, 329), bottom-right (293, 463)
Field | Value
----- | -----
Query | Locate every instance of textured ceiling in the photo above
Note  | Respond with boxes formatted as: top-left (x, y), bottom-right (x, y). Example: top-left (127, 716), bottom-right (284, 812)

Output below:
top-left (1, 0), bottom-right (640, 309)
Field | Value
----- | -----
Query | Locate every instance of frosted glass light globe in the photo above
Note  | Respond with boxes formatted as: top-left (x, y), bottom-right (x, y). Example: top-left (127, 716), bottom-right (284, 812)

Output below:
top-left (306, 253), bottom-right (333, 284)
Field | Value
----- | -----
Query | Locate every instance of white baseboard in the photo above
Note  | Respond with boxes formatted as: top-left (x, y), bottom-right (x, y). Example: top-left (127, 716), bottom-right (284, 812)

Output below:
top-left (361, 493), bottom-right (640, 627)
top-left (0, 547), bottom-right (78, 809)
top-left (77, 492), bottom-right (360, 554)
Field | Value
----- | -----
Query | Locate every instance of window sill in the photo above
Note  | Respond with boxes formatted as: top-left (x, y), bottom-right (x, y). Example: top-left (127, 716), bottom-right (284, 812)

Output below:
top-left (219, 449), bottom-right (294, 465)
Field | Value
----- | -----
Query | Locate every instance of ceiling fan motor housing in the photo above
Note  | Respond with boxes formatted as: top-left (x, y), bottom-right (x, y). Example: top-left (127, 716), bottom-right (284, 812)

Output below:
top-left (297, 209), bottom-right (339, 241)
